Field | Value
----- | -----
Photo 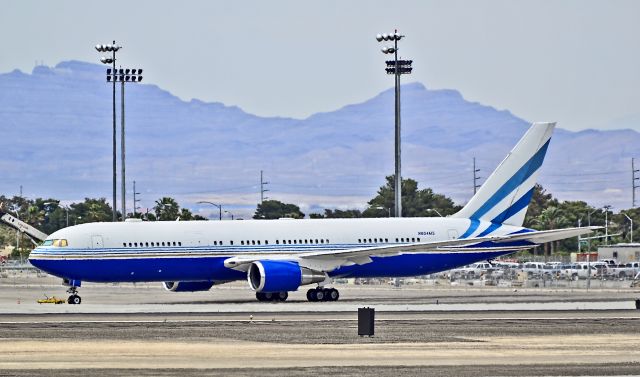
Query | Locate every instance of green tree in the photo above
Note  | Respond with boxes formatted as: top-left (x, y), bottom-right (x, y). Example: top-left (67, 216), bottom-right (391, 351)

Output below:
top-left (254, 200), bottom-right (305, 219)
top-left (523, 184), bottom-right (559, 228)
top-left (70, 198), bottom-right (113, 224)
top-left (532, 206), bottom-right (569, 260)
top-left (363, 176), bottom-right (461, 217)
top-left (177, 208), bottom-right (206, 221)
top-left (154, 197), bottom-right (180, 221)
top-left (555, 200), bottom-right (596, 252)
top-left (311, 209), bottom-right (363, 219)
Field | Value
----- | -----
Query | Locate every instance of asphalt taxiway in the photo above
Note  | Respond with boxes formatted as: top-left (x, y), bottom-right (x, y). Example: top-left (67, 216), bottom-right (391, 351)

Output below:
top-left (1, 275), bottom-right (640, 376)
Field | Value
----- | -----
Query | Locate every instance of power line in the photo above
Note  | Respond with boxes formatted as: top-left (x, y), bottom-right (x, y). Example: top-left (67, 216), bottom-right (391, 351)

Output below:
top-left (545, 170), bottom-right (627, 177)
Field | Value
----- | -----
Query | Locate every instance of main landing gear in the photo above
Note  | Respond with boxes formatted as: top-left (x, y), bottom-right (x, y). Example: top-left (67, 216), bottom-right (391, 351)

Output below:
top-left (256, 291), bottom-right (288, 302)
top-left (307, 287), bottom-right (339, 302)
top-left (66, 287), bottom-right (81, 305)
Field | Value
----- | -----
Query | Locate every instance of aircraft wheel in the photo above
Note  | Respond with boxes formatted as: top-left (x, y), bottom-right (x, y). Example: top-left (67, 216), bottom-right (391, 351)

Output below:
top-left (327, 288), bottom-right (339, 301)
top-left (68, 295), bottom-right (81, 305)
top-left (306, 289), bottom-right (316, 302)
top-left (276, 291), bottom-right (288, 302)
top-left (256, 292), bottom-right (266, 301)
top-left (315, 289), bottom-right (325, 301)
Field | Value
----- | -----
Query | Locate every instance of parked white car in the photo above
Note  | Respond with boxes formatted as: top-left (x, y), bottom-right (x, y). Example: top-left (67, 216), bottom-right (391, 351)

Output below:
top-left (560, 263), bottom-right (598, 280)
top-left (522, 262), bottom-right (547, 278)
top-left (449, 262), bottom-right (498, 279)
top-left (608, 262), bottom-right (640, 279)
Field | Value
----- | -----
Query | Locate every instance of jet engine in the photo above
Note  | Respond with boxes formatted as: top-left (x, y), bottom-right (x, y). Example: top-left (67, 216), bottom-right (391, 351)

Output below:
top-left (163, 281), bottom-right (214, 292)
top-left (247, 260), bottom-right (326, 293)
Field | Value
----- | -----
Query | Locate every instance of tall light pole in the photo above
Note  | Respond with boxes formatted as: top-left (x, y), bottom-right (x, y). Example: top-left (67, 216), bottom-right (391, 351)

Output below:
top-left (587, 208), bottom-right (598, 253)
top-left (577, 218), bottom-right (582, 253)
top-left (623, 213), bottom-right (634, 243)
top-left (586, 208), bottom-right (600, 290)
top-left (224, 210), bottom-right (235, 220)
top-left (376, 30), bottom-right (412, 217)
top-left (198, 201), bottom-right (222, 220)
top-left (107, 68), bottom-right (143, 219)
top-left (603, 204), bottom-right (612, 245)
top-left (95, 42), bottom-right (121, 222)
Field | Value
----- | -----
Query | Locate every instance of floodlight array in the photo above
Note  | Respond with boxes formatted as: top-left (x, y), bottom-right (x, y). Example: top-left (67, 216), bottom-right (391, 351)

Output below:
top-left (106, 68), bottom-right (143, 83)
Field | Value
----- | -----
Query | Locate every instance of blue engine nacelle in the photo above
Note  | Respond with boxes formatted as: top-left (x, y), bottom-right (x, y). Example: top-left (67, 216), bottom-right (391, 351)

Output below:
top-left (248, 260), bottom-right (326, 293)
top-left (163, 281), bottom-right (214, 292)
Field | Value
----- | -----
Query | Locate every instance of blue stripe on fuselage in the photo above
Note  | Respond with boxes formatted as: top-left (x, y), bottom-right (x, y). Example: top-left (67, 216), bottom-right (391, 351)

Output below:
top-left (29, 250), bottom-right (516, 282)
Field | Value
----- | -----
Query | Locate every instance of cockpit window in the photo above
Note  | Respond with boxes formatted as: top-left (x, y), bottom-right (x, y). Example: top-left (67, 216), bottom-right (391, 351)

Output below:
top-left (43, 239), bottom-right (68, 247)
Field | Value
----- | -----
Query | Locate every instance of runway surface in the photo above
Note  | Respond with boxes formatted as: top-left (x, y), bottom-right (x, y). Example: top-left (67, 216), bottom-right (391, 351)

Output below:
top-left (1, 276), bottom-right (640, 376)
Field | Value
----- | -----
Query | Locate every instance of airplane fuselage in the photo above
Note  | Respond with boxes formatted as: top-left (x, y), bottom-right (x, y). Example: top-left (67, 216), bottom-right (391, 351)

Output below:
top-left (29, 217), bottom-right (523, 284)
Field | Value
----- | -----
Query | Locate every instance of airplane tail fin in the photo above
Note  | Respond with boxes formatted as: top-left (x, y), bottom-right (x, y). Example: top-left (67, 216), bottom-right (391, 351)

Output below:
top-left (452, 122), bottom-right (555, 229)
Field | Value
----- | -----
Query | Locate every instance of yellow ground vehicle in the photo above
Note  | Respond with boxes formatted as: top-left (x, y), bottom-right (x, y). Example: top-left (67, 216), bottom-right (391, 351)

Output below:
top-left (37, 295), bottom-right (65, 304)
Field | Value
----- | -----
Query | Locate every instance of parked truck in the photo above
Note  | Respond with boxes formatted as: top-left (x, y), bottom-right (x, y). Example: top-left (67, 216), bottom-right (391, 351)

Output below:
top-left (608, 262), bottom-right (640, 279)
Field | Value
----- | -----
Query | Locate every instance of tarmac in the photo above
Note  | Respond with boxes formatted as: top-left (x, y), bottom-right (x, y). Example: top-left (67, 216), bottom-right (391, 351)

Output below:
top-left (1, 273), bottom-right (640, 376)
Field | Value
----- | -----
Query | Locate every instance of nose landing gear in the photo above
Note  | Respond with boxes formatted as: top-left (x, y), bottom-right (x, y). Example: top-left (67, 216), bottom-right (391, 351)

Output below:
top-left (66, 286), bottom-right (81, 305)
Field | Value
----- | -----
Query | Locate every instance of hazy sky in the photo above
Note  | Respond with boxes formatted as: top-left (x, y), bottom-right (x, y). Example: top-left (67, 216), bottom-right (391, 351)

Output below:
top-left (2, 0), bottom-right (639, 131)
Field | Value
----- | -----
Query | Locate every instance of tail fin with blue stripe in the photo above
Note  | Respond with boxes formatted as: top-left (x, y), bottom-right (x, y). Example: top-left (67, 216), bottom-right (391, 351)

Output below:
top-left (452, 122), bottom-right (555, 227)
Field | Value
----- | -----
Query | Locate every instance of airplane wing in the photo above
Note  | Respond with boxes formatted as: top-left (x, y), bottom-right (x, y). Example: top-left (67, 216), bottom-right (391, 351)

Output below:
top-left (224, 226), bottom-right (600, 272)
top-left (492, 227), bottom-right (600, 244)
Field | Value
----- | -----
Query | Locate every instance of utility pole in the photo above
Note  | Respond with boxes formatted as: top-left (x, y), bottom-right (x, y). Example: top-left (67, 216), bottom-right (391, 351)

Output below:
top-left (132, 180), bottom-right (141, 218)
top-left (260, 170), bottom-right (269, 204)
top-left (473, 157), bottom-right (481, 194)
top-left (633, 158), bottom-right (639, 207)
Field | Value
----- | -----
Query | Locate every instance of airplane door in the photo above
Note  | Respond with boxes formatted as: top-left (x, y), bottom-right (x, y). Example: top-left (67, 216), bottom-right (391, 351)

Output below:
top-left (91, 235), bottom-right (104, 249)
top-left (447, 229), bottom-right (459, 240)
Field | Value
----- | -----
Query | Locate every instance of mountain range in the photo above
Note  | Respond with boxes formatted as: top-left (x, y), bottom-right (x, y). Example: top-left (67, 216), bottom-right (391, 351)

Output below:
top-left (0, 61), bottom-right (638, 218)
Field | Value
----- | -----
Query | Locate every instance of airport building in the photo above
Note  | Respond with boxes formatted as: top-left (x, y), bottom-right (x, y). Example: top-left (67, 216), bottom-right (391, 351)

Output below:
top-left (598, 243), bottom-right (640, 264)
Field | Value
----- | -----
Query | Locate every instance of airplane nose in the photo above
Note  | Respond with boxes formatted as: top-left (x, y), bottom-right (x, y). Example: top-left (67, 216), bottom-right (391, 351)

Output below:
top-left (28, 248), bottom-right (50, 271)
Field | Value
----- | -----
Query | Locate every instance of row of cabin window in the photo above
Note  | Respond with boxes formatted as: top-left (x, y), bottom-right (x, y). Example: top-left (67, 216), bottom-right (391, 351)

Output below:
top-left (123, 241), bottom-right (182, 248)
top-left (239, 239), bottom-right (330, 246)
top-left (122, 240), bottom-right (333, 248)
top-left (358, 237), bottom-right (421, 243)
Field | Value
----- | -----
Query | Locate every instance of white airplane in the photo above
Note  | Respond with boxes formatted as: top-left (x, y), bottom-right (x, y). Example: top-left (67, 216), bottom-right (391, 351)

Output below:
top-left (29, 122), bottom-right (596, 304)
